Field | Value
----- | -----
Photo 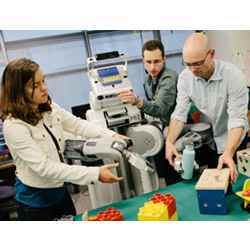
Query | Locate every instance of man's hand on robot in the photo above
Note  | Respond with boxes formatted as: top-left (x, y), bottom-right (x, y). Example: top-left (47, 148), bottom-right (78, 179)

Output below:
top-left (99, 163), bottom-right (124, 183)
top-left (112, 133), bottom-right (129, 141)
top-left (117, 90), bottom-right (137, 105)
top-left (165, 142), bottom-right (181, 167)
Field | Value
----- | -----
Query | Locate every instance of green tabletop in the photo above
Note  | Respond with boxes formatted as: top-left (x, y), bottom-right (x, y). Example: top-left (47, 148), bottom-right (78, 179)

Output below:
top-left (75, 174), bottom-right (250, 221)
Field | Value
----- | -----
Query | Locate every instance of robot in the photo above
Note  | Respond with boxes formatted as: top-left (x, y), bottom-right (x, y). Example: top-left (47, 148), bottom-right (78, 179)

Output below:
top-left (66, 51), bottom-right (164, 208)
top-left (85, 51), bottom-right (163, 155)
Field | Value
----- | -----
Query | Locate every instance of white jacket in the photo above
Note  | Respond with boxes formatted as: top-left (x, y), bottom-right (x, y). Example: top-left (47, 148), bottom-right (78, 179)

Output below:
top-left (3, 103), bottom-right (116, 188)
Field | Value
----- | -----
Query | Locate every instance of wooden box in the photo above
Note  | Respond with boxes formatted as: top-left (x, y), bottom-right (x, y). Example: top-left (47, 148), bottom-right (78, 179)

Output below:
top-left (195, 169), bottom-right (230, 214)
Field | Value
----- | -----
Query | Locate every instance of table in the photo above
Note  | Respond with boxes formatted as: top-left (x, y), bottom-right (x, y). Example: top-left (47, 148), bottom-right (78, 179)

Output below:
top-left (75, 174), bottom-right (250, 221)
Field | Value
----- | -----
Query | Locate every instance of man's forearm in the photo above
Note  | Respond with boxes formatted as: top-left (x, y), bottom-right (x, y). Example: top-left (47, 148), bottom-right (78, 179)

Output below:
top-left (224, 127), bottom-right (245, 156)
top-left (166, 119), bottom-right (185, 144)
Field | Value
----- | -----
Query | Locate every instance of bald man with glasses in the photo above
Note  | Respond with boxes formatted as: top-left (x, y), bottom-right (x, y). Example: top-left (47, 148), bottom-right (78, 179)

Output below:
top-left (166, 32), bottom-right (249, 183)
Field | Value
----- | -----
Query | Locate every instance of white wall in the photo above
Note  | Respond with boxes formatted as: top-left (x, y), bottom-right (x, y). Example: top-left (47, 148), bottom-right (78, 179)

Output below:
top-left (207, 31), bottom-right (250, 85)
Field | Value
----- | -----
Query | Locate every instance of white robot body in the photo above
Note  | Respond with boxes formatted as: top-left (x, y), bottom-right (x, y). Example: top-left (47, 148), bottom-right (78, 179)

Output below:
top-left (86, 105), bottom-right (142, 129)
top-left (83, 52), bottom-right (163, 208)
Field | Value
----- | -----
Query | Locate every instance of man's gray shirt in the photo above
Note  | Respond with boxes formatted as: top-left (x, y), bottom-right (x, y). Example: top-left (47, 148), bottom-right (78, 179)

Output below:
top-left (142, 67), bottom-right (178, 126)
top-left (171, 60), bottom-right (249, 154)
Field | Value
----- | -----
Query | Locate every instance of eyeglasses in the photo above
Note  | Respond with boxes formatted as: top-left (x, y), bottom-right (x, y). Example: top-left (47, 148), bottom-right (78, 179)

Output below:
top-left (182, 51), bottom-right (210, 67)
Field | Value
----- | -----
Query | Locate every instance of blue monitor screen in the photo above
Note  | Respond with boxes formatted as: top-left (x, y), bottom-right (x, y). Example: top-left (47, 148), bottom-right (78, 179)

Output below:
top-left (97, 67), bottom-right (119, 78)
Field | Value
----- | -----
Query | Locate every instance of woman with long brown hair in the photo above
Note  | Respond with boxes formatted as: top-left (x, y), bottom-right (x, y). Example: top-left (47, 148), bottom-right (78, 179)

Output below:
top-left (0, 58), bottom-right (123, 220)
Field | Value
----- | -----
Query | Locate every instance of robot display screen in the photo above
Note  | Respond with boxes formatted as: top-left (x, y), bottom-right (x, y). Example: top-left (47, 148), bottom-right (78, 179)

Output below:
top-left (97, 66), bottom-right (122, 85)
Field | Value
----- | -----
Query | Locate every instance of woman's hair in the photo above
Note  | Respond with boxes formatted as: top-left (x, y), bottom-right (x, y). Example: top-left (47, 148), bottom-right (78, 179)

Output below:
top-left (0, 58), bottom-right (52, 125)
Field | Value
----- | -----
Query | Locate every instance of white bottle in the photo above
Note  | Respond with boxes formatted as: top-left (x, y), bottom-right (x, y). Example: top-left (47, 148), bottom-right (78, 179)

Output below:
top-left (181, 143), bottom-right (195, 180)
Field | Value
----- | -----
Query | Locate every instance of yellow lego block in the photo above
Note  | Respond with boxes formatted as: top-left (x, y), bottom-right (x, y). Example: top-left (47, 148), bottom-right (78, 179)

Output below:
top-left (169, 211), bottom-right (178, 221)
top-left (137, 201), bottom-right (178, 221)
top-left (138, 202), bottom-right (168, 221)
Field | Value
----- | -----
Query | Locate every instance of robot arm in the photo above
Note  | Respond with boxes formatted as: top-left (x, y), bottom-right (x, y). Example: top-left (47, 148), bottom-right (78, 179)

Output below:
top-left (64, 137), bottom-right (156, 174)
top-left (110, 139), bottom-right (158, 193)
top-left (64, 136), bottom-right (159, 196)
top-left (124, 151), bottom-right (155, 174)
top-left (173, 122), bottom-right (216, 173)
top-left (175, 131), bottom-right (202, 152)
